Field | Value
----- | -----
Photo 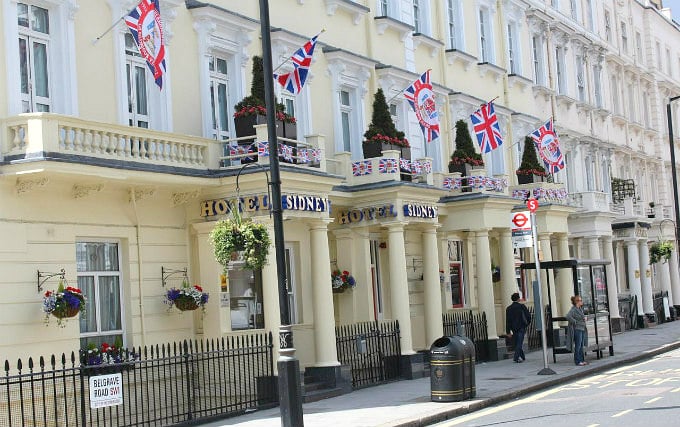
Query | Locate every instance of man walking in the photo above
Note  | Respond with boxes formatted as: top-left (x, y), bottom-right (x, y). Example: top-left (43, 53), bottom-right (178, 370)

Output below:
top-left (506, 292), bottom-right (531, 363)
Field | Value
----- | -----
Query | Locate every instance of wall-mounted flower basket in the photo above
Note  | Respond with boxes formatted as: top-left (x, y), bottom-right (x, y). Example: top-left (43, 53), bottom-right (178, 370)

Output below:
top-left (165, 281), bottom-right (209, 312)
top-left (42, 274), bottom-right (85, 327)
top-left (331, 269), bottom-right (356, 293)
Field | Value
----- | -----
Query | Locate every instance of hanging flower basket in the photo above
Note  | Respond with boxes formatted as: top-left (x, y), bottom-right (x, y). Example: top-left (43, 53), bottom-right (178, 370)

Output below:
top-left (331, 269), bottom-right (356, 293)
top-left (165, 281), bottom-right (209, 312)
top-left (43, 280), bottom-right (85, 327)
top-left (210, 209), bottom-right (271, 271)
top-left (650, 241), bottom-right (674, 264)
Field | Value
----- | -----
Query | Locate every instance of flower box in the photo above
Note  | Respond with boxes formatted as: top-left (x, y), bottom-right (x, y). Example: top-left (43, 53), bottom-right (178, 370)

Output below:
top-left (234, 115), bottom-right (298, 163)
top-left (517, 173), bottom-right (545, 185)
top-left (448, 163), bottom-right (472, 176)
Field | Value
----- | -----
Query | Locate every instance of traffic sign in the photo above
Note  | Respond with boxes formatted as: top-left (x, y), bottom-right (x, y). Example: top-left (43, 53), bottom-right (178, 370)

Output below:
top-left (527, 197), bottom-right (538, 213)
top-left (511, 211), bottom-right (531, 231)
top-left (511, 211), bottom-right (533, 248)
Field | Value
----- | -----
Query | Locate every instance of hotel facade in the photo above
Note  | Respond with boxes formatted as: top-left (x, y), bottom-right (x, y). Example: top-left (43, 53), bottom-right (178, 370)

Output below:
top-left (2, 0), bottom-right (680, 378)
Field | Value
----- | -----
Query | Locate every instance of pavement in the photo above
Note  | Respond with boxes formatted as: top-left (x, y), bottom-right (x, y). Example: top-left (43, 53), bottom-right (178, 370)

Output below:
top-left (203, 321), bottom-right (680, 427)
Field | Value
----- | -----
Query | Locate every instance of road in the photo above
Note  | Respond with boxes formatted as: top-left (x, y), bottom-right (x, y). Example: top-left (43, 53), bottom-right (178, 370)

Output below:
top-left (434, 348), bottom-right (680, 426)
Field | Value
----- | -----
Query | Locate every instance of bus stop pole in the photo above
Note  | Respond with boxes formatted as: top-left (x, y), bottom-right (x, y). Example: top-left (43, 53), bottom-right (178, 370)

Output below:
top-left (531, 212), bottom-right (556, 375)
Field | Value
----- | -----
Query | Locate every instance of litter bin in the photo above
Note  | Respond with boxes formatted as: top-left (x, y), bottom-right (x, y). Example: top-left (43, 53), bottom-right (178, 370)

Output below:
top-left (430, 335), bottom-right (476, 402)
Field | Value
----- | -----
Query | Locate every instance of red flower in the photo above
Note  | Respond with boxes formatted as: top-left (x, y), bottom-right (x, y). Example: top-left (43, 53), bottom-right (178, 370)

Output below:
top-left (44, 290), bottom-right (53, 297)
top-left (194, 285), bottom-right (203, 292)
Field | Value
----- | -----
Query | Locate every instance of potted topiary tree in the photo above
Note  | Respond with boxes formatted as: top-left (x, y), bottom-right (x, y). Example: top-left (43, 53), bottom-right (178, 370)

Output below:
top-left (448, 119), bottom-right (484, 175)
top-left (233, 56), bottom-right (297, 161)
top-left (516, 136), bottom-right (547, 184)
top-left (362, 88), bottom-right (410, 160)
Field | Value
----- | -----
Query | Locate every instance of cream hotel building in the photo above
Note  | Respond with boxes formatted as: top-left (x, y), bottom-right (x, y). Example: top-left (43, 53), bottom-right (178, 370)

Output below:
top-left (2, 0), bottom-right (680, 384)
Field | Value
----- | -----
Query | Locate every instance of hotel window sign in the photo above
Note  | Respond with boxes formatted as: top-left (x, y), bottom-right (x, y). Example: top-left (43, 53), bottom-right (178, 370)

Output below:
top-left (201, 194), bottom-right (330, 217)
top-left (337, 203), bottom-right (438, 225)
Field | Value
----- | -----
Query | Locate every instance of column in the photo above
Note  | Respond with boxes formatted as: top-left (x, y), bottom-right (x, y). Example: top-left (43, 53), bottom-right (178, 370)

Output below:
top-left (334, 228), bottom-right (372, 322)
top-left (670, 249), bottom-right (680, 307)
top-left (659, 261), bottom-right (674, 311)
top-left (587, 236), bottom-right (600, 259)
top-left (387, 223), bottom-right (415, 354)
top-left (539, 233), bottom-right (557, 313)
top-left (639, 241), bottom-right (654, 316)
top-left (626, 240), bottom-right (643, 315)
top-left (499, 230), bottom-right (516, 334)
top-left (422, 226), bottom-right (443, 345)
top-left (191, 222), bottom-right (224, 338)
top-left (602, 237), bottom-right (621, 318)
top-left (556, 233), bottom-right (573, 317)
top-left (310, 220), bottom-right (340, 366)
top-left (475, 229), bottom-right (498, 339)
top-left (260, 223), bottom-right (282, 364)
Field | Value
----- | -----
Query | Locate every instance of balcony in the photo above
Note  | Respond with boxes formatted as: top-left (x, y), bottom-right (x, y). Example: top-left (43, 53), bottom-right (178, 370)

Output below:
top-left (567, 191), bottom-right (610, 212)
top-left (1, 113), bottom-right (328, 181)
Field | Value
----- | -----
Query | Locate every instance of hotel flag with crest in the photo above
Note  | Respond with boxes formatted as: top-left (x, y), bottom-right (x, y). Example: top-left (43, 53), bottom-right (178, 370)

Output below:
top-left (124, 0), bottom-right (166, 89)
top-left (274, 32), bottom-right (321, 95)
top-left (404, 70), bottom-right (440, 143)
top-left (530, 117), bottom-right (565, 173)
top-left (470, 101), bottom-right (503, 153)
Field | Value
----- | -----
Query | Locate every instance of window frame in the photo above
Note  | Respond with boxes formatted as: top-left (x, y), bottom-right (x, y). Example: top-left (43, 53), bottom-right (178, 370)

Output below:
top-left (77, 240), bottom-right (125, 350)
top-left (446, 0), bottom-right (464, 50)
top-left (208, 54), bottom-right (231, 141)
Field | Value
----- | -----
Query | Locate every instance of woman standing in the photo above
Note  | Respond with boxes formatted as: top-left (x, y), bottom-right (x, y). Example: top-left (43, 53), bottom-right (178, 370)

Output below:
top-left (566, 295), bottom-right (588, 366)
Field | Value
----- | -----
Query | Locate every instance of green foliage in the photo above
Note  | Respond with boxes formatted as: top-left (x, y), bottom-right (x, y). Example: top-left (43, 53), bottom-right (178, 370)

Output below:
top-left (209, 208), bottom-right (271, 271)
top-left (517, 136), bottom-right (547, 176)
top-left (650, 241), bottom-right (674, 264)
top-left (450, 120), bottom-right (483, 166)
top-left (363, 88), bottom-right (408, 146)
top-left (233, 56), bottom-right (293, 122)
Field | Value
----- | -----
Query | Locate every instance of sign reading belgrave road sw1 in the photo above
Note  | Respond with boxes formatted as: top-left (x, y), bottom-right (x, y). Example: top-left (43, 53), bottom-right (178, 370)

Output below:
top-left (89, 373), bottom-right (123, 409)
top-left (511, 211), bottom-right (533, 249)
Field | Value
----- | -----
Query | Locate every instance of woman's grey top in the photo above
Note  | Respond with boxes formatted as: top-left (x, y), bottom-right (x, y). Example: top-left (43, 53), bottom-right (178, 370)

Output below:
top-left (566, 305), bottom-right (587, 331)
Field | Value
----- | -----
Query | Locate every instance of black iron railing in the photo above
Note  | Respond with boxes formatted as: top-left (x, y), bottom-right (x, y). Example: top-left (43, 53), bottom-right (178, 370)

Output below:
top-left (526, 306), bottom-right (543, 350)
top-left (619, 295), bottom-right (639, 330)
top-left (0, 333), bottom-right (275, 427)
top-left (442, 310), bottom-right (489, 362)
top-left (335, 320), bottom-right (401, 389)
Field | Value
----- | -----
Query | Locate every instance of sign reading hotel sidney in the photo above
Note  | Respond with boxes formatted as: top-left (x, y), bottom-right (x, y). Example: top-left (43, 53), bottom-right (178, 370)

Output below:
top-left (338, 205), bottom-right (398, 224)
top-left (201, 194), bottom-right (330, 217)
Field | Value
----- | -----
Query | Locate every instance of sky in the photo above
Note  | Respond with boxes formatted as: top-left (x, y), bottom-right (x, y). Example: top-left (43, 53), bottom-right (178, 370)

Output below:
top-left (665, 0), bottom-right (680, 20)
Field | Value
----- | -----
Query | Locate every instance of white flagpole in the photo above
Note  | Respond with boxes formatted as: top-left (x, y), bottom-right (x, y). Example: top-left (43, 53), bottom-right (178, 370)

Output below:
top-left (92, 3), bottom-right (141, 45)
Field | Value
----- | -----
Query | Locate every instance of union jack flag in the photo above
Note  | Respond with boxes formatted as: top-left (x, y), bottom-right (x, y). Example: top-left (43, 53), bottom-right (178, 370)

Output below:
top-left (257, 142), bottom-right (269, 157)
top-left (399, 158), bottom-right (411, 172)
top-left (125, 0), bottom-right (166, 89)
top-left (378, 158), bottom-right (398, 174)
top-left (274, 32), bottom-right (321, 95)
top-left (470, 101), bottom-right (503, 154)
top-left (298, 149), bottom-right (310, 163)
top-left (411, 160), bottom-right (423, 174)
top-left (310, 149), bottom-right (321, 162)
top-left (452, 178), bottom-right (462, 190)
top-left (422, 160), bottom-right (432, 174)
top-left (530, 118), bottom-right (565, 173)
top-left (279, 144), bottom-right (293, 162)
top-left (352, 160), bottom-right (372, 176)
top-left (443, 177), bottom-right (454, 189)
top-left (404, 70), bottom-right (440, 143)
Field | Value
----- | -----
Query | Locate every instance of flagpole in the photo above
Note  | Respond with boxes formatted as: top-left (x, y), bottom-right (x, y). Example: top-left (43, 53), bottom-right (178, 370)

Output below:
top-left (92, 4), bottom-right (140, 45)
top-left (386, 69), bottom-right (432, 105)
top-left (272, 29), bottom-right (325, 74)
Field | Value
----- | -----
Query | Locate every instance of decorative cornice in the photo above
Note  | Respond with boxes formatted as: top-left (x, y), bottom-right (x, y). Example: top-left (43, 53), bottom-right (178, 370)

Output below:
top-left (72, 184), bottom-right (104, 199)
top-left (128, 187), bottom-right (157, 202)
top-left (172, 190), bottom-right (201, 206)
top-left (16, 177), bottom-right (49, 195)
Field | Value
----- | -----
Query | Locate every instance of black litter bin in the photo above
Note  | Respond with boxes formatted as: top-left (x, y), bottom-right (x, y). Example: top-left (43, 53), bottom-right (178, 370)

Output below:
top-left (430, 335), bottom-right (476, 402)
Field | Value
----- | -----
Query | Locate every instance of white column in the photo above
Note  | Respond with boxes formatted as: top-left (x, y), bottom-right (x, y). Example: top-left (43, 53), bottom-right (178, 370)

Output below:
top-left (499, 230), bottom-right (517, 304)
top-left (422, 226), bottom-right (444, 344)
top-left (556, 233), bottom-right (573, 317)
top-left (587, 237), bottom-right (600, 259)
top-left (475, 229), bottom-right (498, 339)
top-left (602, 237), bottom-right (621, 318)
top-left (539, 233), bottom-right (557, 313)
top-left (626, 240), bottom-right (643, 314)
top-left (639, 241), bottom-right (654, 316)
top-left (387, 223), bottom-right (415, 355)
top-left (670, 249), bottom-right (680, 306)
top-left (310, 220), bottom-right (340, 366)
top-left (660, 261), bottom-right (674, 309)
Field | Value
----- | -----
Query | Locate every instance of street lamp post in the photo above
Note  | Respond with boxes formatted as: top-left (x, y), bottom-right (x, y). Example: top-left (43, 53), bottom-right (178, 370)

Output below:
top-left (666, 96), bottom-right (680, 269)
top-left (258, 1), bottom-right (304, 426)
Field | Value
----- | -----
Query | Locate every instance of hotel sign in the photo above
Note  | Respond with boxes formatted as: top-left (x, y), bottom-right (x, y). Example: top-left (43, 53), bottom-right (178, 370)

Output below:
top-left (201, 194), bottom-right (330, 217)
top-left (338, 205), bottom-right (398, 225)
top-left (402, 203), bottom-right (438, 219)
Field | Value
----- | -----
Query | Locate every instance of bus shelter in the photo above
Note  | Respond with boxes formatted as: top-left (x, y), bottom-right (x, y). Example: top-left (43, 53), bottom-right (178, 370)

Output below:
top-left (521, 259), bottom-right (614, 363)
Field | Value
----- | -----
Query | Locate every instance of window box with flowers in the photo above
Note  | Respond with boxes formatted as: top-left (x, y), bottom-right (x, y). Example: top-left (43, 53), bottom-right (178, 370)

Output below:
top-left (331, 269), bottom-right (356, 293)
top-left (448, 119), bottom-right (484, 177)
top-left (233, 56), bottom-right (297, 163)
top-left (165, 280), bottom-right (210, 312)
top-left (516, 136), bottom-right (547, 184)
top-left (42, 280), bottom-right (85, 327)
top-left (209, 210), bottom-right (271, 272)
top-left (80, 339), bottom-right (138, 375)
